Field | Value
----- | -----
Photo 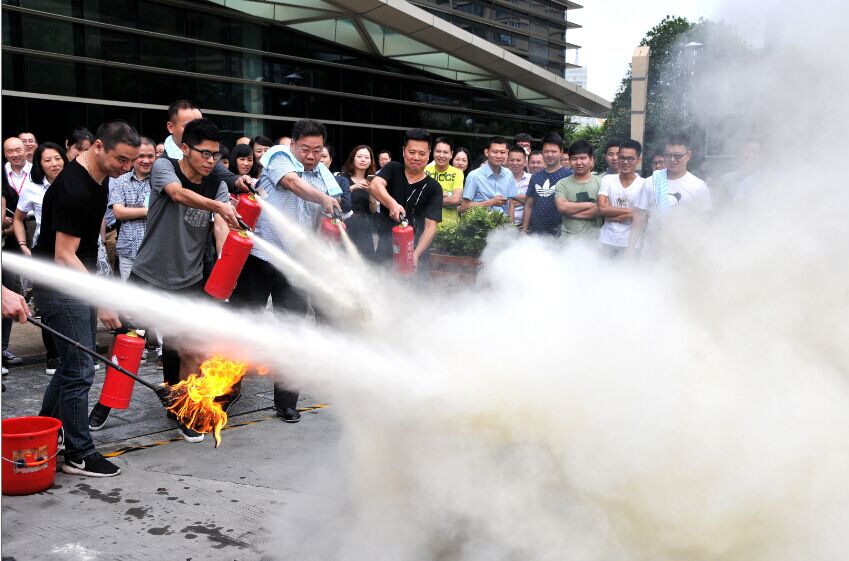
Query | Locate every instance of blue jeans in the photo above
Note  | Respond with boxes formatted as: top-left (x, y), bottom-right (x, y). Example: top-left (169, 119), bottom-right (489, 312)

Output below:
top-left (34, 285), bottom-right (98, 459)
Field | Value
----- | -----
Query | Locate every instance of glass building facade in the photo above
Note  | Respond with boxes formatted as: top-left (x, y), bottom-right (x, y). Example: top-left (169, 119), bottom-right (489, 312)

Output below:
top-left (1, 0), bottom-right (568, 157)
top-left (411, 0), bottom-right (578, 77)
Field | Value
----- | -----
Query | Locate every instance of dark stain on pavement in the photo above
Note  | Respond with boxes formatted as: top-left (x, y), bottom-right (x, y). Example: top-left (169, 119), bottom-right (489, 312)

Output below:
top-left (70, 484), bottom-right (122, 504)
top-left (184, 533), bottom-right (197, 540)
top-left (180, 525), bottom-right (255, 551)
top-left (148, 526), bottom-right (172, 535)
top-left (125, 499), bottom-right (140, 503)
top-left (126, 507), bottom-right (150, 519)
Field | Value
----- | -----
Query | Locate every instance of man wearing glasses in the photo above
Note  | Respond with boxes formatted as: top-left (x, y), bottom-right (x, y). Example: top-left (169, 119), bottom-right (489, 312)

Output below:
top-left (229, 119), bottom-right (341, 424)
top-left (631, 133), bottom-right (712, 254)
top-left (597, 139), bottom-right (646, 255)
top-left (650, 133), bottom-right (711, 211)
top-left (129, 118), bottom-right (240, 443)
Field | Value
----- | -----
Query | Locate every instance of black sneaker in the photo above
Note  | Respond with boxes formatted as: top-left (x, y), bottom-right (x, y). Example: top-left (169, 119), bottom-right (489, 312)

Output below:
top-left (2, 350), bottom-right (22, 365)
top-left (45, 357), bottom-right (60, 375)
top-left (177, 423), bottom-right (204, 443)
top-left (166, 410), bottom-right (177, 421)
top-left (216, 383), bottom-right (242, 414)
top-left (62, 452), bottom-right (121, 477)
top-left (88, 403), bottom-right (112, 431)
top-left (276, 408), bottom-right (301, 423)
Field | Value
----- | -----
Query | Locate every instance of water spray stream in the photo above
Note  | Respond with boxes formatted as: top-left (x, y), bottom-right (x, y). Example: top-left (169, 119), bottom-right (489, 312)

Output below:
top-left (337, 225), bottom-right (362, 263)
top-left (247, 233), bottom-right (368, 323)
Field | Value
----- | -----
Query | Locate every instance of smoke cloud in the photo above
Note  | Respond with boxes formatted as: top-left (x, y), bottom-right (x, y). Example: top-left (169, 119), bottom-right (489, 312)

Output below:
top-left (6, 1), bottom-right (849, 557)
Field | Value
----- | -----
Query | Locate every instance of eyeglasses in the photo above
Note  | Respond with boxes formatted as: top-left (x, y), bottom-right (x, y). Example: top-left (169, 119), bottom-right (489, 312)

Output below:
top-left (663, 152), bottom-right (689, 161)
top-left (295, 144), bottom-right (324, 157)
top-left (618, 156), bottom-right (638, 163)
top-left (186, 144), bottom-right (222, 161)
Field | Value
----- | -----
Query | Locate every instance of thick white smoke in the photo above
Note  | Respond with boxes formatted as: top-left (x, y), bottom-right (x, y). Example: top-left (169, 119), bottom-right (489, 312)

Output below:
top-left (6, 1), bottom-right (849, 557)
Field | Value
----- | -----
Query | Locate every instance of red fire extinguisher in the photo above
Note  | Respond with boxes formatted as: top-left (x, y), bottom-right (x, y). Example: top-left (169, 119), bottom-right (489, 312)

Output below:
top-left (319, 216), bottom-right (346, 242)
top-left (205, 230), bottom-right (254, 300)
top-left (236, 193), bottom-right (261, 229)
top-left (392, 214), bottom-right (415, 275)
top-left (98, 332), bottom-right (146, 409)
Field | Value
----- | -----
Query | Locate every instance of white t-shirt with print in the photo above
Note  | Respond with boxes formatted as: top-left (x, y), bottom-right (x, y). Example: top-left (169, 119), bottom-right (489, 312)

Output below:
top-left (598, 173), bottom-right (646, 248)
top-left (637, 172), bottom-right (712, 212)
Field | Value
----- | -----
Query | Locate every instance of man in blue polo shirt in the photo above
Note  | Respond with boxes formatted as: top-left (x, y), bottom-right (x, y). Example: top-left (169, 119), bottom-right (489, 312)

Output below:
top-left (461, 136), bottom-right (517, 215)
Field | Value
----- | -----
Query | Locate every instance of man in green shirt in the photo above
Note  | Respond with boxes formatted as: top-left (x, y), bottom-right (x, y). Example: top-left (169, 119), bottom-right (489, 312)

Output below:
top-left (554, 139), bottom-right (601, 239)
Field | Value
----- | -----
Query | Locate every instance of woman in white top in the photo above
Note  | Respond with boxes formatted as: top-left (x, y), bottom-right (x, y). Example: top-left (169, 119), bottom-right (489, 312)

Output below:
top-left (12, 141), bottom-right (65, 372)
top-left (13, 142), bottom-right (67, 254)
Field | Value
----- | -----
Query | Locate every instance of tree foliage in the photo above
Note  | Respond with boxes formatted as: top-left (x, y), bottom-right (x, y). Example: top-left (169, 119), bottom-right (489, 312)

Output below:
top-left (601, 16), bottom-right (750, 173)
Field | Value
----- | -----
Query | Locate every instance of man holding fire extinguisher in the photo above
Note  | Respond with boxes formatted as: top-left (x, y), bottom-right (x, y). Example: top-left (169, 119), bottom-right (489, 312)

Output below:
top-left (229, 119), bottom-right (341, 424)
top-left (128, 118), bottom-right (242, 443)
top-left (369, 128), bottom-right (443, 268)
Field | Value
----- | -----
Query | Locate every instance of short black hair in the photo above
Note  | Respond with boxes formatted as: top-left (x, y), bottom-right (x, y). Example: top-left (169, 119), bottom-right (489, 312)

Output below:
top-left (514, 132), bottom-right (533, 144)
top-left (433, 137), bottom-right (453, 152)
top-left (181, 118), bottom-right (221, 147)
top-left (95, 120), bottom-right (141, 151)
top-left (604, 140), bottom-right (621, 153)
top-left (168, 100), bottom-right (198, 122)
top-left (541, 132), bottom-right (564, 148)
top-left (65, 127), bottom-right (94, 149)
top-left (30, 142), bottom-right (67, 185)
top-left (218, 144), bottom-right (230, 160)
top-left (250, 135), bottom-right (274, 148)
top-left (567, 139), bottom-right (594, 158)
top-left (323, 143), bottom-right (335, 162)
top-left (619, 139), bottom-right (642, 157)
top-left (486, 136), bottom-right (508, 149)
top-left (528, 150), bottom-right (543, 160)
top-left (404, 128), bottom-right (431, 147)
top-left (666, 132), bottom-right (691, 150)
top-left (291, 119), bottom-right (327, 142)
top-left (139, 136), bottom-right (156, 148)
top-left (508, 144), bottom-right (527, 157)
top-left (377, 149), bottom-right (392, 158)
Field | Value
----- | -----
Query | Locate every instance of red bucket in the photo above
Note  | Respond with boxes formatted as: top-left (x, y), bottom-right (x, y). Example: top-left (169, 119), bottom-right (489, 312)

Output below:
top-left (2, 416), bottom-right (63, 495)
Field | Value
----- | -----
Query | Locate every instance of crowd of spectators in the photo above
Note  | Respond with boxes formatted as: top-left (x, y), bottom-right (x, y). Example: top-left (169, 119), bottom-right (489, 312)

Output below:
top-left (3, 98), bottom-right (740, 477)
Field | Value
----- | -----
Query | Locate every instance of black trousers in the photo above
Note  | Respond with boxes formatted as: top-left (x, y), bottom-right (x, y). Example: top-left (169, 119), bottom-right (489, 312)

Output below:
top-left (228, 255), bottom-right (306, 411)
top-left (127, 273), bottom-right (204, 387)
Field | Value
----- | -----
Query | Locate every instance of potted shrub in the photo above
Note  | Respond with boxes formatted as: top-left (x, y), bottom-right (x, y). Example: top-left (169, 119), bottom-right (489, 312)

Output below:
top-left (430, 207), bottom-right (512, 279)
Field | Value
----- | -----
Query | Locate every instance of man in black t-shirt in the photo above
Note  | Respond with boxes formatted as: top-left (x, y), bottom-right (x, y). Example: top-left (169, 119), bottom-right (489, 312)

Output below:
top-left (33, 120), bottom-right (140, 478)
top-left (369, 128), bottom-right (443, 266)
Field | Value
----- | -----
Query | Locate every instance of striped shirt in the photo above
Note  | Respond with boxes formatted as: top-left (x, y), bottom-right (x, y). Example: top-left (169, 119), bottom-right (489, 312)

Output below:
top-left (251, 154), bottom-right (333, 260)
top-left (108, 171), bottom-right (150, 258)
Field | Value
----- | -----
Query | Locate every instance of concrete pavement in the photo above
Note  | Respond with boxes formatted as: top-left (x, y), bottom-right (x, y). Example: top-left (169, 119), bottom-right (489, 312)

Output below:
top-left (1, 322), bottom-right (345, 560)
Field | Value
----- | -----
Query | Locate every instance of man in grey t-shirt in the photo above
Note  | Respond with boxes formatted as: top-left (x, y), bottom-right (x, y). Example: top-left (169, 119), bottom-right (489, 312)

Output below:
top-left (128, 118), bottom-right (239, 444)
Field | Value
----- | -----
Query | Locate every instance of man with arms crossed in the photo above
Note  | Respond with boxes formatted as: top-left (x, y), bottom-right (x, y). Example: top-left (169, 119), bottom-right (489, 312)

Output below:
top-left (597, 139), bottom-right (646, 255)
top-left (555, 139), bottom-right (601, 241)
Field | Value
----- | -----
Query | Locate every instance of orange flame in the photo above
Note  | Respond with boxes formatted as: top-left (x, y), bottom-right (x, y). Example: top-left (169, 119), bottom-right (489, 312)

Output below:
top-left (166, 356), bottom-right (248, 447)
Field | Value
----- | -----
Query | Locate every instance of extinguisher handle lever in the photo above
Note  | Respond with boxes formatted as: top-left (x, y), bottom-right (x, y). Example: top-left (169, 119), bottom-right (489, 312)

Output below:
top-left (237, 217), bottom-right (252, 231)
top-left (398, 212), bottom-right (408, 227)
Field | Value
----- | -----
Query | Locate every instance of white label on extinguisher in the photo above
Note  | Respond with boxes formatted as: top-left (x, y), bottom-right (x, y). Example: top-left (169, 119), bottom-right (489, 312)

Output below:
top-left (111, 355), bottom-right (119, 366)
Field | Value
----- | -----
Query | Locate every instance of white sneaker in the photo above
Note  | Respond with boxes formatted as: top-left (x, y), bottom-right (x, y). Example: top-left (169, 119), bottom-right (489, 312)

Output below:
top-left (1, 366), bottom-right (8, 376)
top-left (94, 363), bottom-right (101, 371)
